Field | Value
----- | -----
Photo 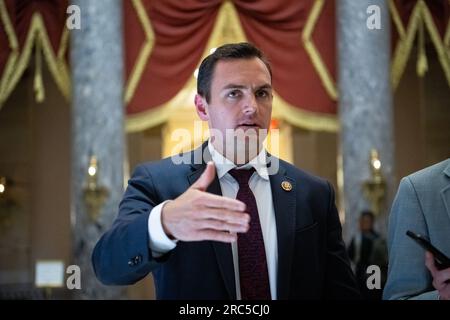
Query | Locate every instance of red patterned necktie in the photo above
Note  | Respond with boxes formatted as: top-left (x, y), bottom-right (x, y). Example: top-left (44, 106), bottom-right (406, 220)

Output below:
top-left (228, 168), bottom-right (271, 300)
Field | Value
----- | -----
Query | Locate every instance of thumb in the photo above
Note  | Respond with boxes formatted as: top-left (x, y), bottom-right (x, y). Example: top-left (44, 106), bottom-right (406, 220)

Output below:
top-left (192, 161), bottom-right (216, 191)
top-left (425, 251), bottom-right (437, 273)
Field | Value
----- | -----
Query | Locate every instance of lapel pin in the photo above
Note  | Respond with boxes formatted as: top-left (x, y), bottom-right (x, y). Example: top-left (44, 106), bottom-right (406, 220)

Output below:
top-left (281, 181), bottom-right (292, 191)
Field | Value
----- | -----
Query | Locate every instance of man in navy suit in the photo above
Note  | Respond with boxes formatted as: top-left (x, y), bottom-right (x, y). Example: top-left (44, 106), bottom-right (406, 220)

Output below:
top-left (92, 42), bottom-right (360, 299)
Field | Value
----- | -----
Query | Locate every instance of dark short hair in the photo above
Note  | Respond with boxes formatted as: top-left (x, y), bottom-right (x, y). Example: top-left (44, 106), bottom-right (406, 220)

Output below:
top-left (360, 210), bottom-right (375, 221)
top-left (197, 42), bottom-right (272, 103)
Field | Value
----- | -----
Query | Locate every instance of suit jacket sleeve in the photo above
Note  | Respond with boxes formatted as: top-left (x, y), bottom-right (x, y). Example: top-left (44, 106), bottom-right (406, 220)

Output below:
top-left (383, 177), bottom-right (439, 300)
top-left (324, 181), bottom-right (361, 299)
top-left (92, 164), bottom-right (169, 285)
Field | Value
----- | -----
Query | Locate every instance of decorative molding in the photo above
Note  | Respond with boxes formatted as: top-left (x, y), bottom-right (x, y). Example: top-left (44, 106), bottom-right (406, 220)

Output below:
top-left (302, 0), bottom-right (338, 100)
top-left (124, 0), bottom-right (155, 104)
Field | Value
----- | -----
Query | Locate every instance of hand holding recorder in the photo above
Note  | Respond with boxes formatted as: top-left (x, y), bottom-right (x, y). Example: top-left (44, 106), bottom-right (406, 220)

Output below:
top-left (406, 230), bottom-right (450, 300)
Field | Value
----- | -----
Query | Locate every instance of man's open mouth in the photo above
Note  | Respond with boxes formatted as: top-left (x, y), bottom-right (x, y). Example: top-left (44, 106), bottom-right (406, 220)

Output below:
top-left (237, 124), bottom-right (259, 129)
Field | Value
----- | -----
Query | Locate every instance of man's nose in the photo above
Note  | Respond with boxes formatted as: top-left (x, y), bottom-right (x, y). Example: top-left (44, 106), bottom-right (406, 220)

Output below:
top-left (243, 94), bottom-right (257, 115)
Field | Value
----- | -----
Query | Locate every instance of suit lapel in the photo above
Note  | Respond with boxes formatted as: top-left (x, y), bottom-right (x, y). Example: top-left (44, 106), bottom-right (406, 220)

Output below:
top-left (442, 162), bottom-right (450, 222)
top-left (187, 143), bottom-right (236, 300)
top-left (269, 164), bottom-right (296, 300)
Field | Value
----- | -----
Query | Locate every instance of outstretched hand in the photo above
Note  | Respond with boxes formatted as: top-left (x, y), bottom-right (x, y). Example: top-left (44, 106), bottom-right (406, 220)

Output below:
top-left (161, 162), bottom-right (250, 243)
top-left (425, 251), bottom-right (450, 300)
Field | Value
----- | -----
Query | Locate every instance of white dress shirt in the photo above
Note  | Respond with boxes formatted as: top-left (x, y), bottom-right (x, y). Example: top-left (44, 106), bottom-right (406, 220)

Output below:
top-left (148, 141), bottom-right (278, 299)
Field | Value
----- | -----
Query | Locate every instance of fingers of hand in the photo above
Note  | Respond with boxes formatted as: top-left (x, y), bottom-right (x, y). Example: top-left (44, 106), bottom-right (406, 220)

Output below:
top-left (195, 230), bottom-right (237, 243)
top-left (433, 269), bottom-right (450, 290)
top-left (197, 218), bottom-right (249, 233)
top-left (196, 207), bottom-right (250, 226)
top-left (197, 192), bottom-right (246, 212)
top-left (167, 168), bottom-right (251, 243)
top-left (425, 251), bottom-right (438, 275)
top-left (427, 251), bottom-right (450, 290)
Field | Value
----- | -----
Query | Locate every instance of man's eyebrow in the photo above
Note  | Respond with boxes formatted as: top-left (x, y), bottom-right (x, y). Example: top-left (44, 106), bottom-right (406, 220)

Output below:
top-left (222, 84), bottom-right (247, 90)
top-left (257, 84), bottom-right (272, 90)
top-left (221, 83), bottom-right (272, 90)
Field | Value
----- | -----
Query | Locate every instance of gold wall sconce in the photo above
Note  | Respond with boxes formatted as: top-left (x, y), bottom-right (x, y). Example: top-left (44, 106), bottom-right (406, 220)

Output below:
top-left (362, 149), bottom-right (387, 216)
top-left (83, 155), bottom-right (109, 221)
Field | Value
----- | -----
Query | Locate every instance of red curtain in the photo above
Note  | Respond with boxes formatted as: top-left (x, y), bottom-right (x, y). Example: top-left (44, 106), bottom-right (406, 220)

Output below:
top-left (1, 1), bottom-right (448, 118)
top-left (0, 0), bottom-right (67, 86)
top-left (124, 0), bottom-right (222, 113)
top-left (124, 0), bottom-right (336, 116)
top-left (234, 0), bottom-right (335, 114)
top-left (0, 0), bottom-right (67, 51)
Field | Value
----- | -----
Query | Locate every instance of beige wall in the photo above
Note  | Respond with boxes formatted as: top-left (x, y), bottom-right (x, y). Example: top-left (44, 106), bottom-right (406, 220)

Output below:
top-left (292, 128), bottom-right (338, 190)
top-left (393, 46), bottom-right (426, 183)
top-left (423, 48), bottom-right (450, 166)
top-left (0, 66), bottom-right (34, 285)
top-left (127, 125), bottom-right (163, 171)
top-left (0, 63), bottom-right (71, 294)
top-left (29, 66), bottom-right (71, 270)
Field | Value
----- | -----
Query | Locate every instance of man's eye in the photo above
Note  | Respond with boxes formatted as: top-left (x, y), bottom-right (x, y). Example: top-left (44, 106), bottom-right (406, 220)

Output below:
top-left (256, 90), bottom-right (269, 98)
top-left (227, 91), bottom-right (240, 98)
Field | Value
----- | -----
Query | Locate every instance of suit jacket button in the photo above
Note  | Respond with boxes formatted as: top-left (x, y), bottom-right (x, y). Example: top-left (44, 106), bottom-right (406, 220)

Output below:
top-left (128, 259), bottom-right (135, 266)
top-left (135, 255), bottom-right (142, 264)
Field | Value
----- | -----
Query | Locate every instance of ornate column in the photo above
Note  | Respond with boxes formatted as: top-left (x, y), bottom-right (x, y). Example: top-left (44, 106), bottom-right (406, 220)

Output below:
top-left (337, 0), bottom-right (395, 242)
top-left (70, 0), bottom-right (126, 299)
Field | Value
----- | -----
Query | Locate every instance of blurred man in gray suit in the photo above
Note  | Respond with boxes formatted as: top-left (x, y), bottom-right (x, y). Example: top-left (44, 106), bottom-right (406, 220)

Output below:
top-left (383, 158), bottom-right (450, 300)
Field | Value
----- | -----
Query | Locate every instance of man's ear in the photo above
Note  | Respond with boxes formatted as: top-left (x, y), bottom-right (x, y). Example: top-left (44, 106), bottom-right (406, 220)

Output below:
top-left (194, 94), bottom-right (209, 121)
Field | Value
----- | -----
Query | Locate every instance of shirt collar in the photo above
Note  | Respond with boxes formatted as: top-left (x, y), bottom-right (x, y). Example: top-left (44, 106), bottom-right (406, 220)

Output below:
top-left (207, 139), bottom-right (269, 181)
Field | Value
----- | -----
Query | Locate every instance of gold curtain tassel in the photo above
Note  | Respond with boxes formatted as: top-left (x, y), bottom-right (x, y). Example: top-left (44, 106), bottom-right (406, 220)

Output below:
top-left (416, 17), bottom-right (428, 77)
top-left (417, 51), bottom-right (428, 77)
top-left (34, 35), bottom-right (45, 103)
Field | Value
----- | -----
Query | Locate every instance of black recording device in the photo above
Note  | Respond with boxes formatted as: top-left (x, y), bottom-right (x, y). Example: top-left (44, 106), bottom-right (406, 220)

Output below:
top-left (406, 230), bottom-right (450, 270)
